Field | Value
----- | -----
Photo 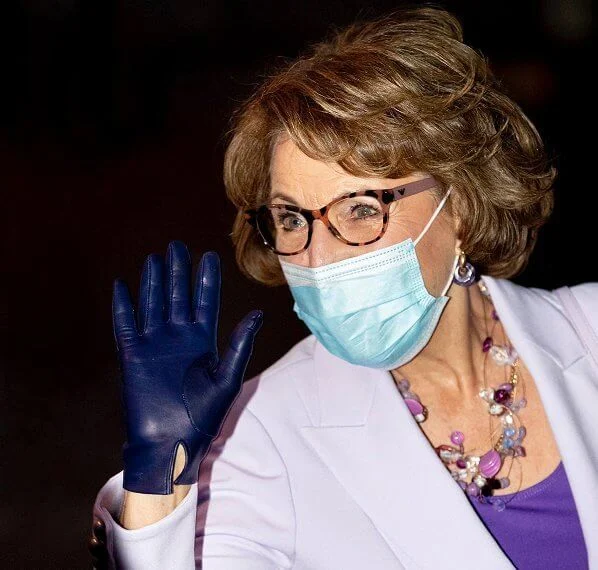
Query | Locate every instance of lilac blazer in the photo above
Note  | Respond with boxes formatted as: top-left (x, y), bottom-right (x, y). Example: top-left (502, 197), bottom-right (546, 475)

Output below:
top-left (92, 276), bottom-right (598, 569)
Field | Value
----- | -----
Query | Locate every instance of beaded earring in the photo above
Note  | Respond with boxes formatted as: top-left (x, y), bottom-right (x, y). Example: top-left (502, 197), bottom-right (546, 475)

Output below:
top-left (453, 249), bottom-right (476, 287)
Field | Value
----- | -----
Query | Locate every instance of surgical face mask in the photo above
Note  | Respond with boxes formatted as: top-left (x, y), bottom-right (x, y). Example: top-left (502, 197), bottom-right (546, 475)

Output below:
top-left (279, 187), bottom-right (457, 369)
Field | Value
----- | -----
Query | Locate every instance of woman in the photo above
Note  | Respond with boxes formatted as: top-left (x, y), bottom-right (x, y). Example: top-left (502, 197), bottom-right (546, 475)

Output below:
top-left (90, 7), bottom-right (597, 569)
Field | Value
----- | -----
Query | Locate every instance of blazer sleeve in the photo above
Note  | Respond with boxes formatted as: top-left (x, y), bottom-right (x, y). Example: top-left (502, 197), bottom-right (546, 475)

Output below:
top-left (89, 394), bottom-right (296, 569)
top-left (91, 472), bottom-right (198, 569)
top-left (195, 402), bottom-right (296, 569)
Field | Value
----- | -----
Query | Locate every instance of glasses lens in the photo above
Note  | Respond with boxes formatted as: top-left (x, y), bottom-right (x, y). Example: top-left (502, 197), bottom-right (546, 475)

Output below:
top-left (329, 196), bottom-right (384, 244)
top-left (258, 206), bottom-right (309, 254)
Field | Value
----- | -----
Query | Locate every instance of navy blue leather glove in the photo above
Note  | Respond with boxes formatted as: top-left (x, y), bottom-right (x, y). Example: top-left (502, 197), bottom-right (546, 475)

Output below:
top-left (112, 240), bottom-right (263, 495)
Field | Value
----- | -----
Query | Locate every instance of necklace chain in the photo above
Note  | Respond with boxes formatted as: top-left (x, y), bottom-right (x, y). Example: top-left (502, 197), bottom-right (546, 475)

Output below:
top-left (395, 279), bottom-right (528, 512)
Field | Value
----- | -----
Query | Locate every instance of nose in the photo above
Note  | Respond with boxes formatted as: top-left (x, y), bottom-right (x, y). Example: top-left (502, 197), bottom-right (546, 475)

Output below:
top-left (299, 220), bottom-right (348, 268)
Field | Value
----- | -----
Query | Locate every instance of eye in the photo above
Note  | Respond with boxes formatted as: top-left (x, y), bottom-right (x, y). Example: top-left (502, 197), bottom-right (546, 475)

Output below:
top-left (277, 212), bottom-right (307, 231)
top-left (349, 203), bottom-right (381, 219)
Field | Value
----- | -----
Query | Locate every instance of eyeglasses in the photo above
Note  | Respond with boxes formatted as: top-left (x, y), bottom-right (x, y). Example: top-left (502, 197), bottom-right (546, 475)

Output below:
top-left (244, 176), bottom-right (439, 255)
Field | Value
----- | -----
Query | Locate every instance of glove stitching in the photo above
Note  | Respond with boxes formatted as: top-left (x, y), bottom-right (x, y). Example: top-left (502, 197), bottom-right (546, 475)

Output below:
top-left (167, 246), bottom-right (174, 324)
top-left (197, 253), bottom-right (207, 324)
top-left (111, 286), bottom-right (121, 352)
top-left (142, 257), bottom-right (152, 334)
top-left (181, 391), bottom-right (219, 439)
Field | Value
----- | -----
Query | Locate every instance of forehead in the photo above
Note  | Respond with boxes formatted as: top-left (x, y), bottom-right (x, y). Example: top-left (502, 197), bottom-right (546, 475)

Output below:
top-left (269, 138), bottom-right (417, 208)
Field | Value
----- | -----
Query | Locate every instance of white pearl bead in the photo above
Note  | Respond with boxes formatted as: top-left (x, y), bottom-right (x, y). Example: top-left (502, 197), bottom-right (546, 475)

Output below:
top-left (474, 475), bottom-right (487, 488)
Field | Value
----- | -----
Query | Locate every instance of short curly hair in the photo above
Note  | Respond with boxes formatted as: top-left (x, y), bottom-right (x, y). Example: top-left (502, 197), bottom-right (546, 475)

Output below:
top-left (223, 6), bottom-right (556, 286)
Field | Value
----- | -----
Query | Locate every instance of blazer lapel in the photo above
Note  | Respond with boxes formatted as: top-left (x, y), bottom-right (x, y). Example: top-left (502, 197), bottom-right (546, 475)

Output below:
top-left (484, 277), bottom-right (598, 568)
top-left (299, 341), bottom-right (514, 569)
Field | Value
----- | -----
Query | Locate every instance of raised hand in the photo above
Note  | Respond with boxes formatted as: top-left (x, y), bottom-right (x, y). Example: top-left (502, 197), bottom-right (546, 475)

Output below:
top-left (112, 241), bottom-right (263, 495)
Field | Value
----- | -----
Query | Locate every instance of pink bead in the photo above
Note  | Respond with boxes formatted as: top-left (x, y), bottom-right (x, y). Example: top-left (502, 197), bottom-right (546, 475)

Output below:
top-left (482, 337), bottom-right (493, 352)
top-left (498, 383), bottom-right (513, 392)
top-left (479, 449), bottom-right (502, 478)
top-left (404, 398), bottom-right (424, 416)
top-left (450, 431), bottom-right (465, 445)
top-left (491, 310), bottom-right (500, 321)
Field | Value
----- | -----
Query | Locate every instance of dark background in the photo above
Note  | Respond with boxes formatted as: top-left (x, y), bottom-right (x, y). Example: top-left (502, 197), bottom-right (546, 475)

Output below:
top-left (2, 0), bottom-right (594, 567)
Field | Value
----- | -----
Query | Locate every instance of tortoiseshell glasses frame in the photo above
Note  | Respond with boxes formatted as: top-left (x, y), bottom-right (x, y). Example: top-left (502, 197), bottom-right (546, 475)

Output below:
top-left (244, 176), bottom-right (439, 256)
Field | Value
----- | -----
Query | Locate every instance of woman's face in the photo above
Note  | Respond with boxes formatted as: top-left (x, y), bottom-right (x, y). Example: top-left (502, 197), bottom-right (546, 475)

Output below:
top-left (270, 138), bottom-right (459, 297)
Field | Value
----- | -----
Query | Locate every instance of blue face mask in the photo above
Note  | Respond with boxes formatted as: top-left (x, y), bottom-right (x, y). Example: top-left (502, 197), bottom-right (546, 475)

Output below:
top-left (279, 188), bottom-right (457, 370)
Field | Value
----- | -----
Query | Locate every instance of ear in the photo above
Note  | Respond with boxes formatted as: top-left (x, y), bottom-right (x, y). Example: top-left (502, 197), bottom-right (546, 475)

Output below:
top-left (450, 204), bottom-right (463, 251)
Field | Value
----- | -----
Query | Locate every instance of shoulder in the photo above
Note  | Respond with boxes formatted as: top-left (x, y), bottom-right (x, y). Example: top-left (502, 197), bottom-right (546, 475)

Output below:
top-left (566, 282), bottom-right (598, 335)
top-left (483, 276), bottom-right (598, 366)
top-left (483, 275), bottom-right (596, 327)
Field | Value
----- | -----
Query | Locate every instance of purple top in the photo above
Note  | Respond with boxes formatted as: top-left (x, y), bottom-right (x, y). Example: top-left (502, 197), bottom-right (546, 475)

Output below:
top-left (468, 462), bottom-right (588, 569)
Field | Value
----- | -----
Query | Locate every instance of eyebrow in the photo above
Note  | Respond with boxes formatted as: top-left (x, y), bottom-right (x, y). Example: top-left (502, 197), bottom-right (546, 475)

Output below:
top-left (269, 191), bottom-right (299, 204)
top-left (269, 186), bottom-right (372, 206)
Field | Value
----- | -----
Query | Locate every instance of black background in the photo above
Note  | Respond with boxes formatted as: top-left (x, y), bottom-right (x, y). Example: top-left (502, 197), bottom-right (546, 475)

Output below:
top-left (2, 0), bottom-right (594, 567)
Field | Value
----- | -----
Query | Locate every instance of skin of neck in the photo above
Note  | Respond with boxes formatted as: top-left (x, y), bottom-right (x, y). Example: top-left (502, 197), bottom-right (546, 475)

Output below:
top-left (391, 277), bottom-right (491, 401)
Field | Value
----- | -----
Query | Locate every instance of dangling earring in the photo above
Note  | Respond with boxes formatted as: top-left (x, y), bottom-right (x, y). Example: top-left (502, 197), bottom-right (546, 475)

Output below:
top-left (453, 249), bottom-right (476, 286)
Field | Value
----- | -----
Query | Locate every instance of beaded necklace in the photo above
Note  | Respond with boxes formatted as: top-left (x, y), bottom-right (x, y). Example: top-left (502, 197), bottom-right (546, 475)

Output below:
top-left (395, 279), bottom-right (527, 511)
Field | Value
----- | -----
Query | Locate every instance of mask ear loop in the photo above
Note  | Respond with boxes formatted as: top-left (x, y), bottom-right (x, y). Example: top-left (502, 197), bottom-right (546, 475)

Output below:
top-left (441, 252), bottom-right (460, 296)
top-left (413, 185), bottom-right (452, 247)
top-left (411, 185), bottom-right (456, 298)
